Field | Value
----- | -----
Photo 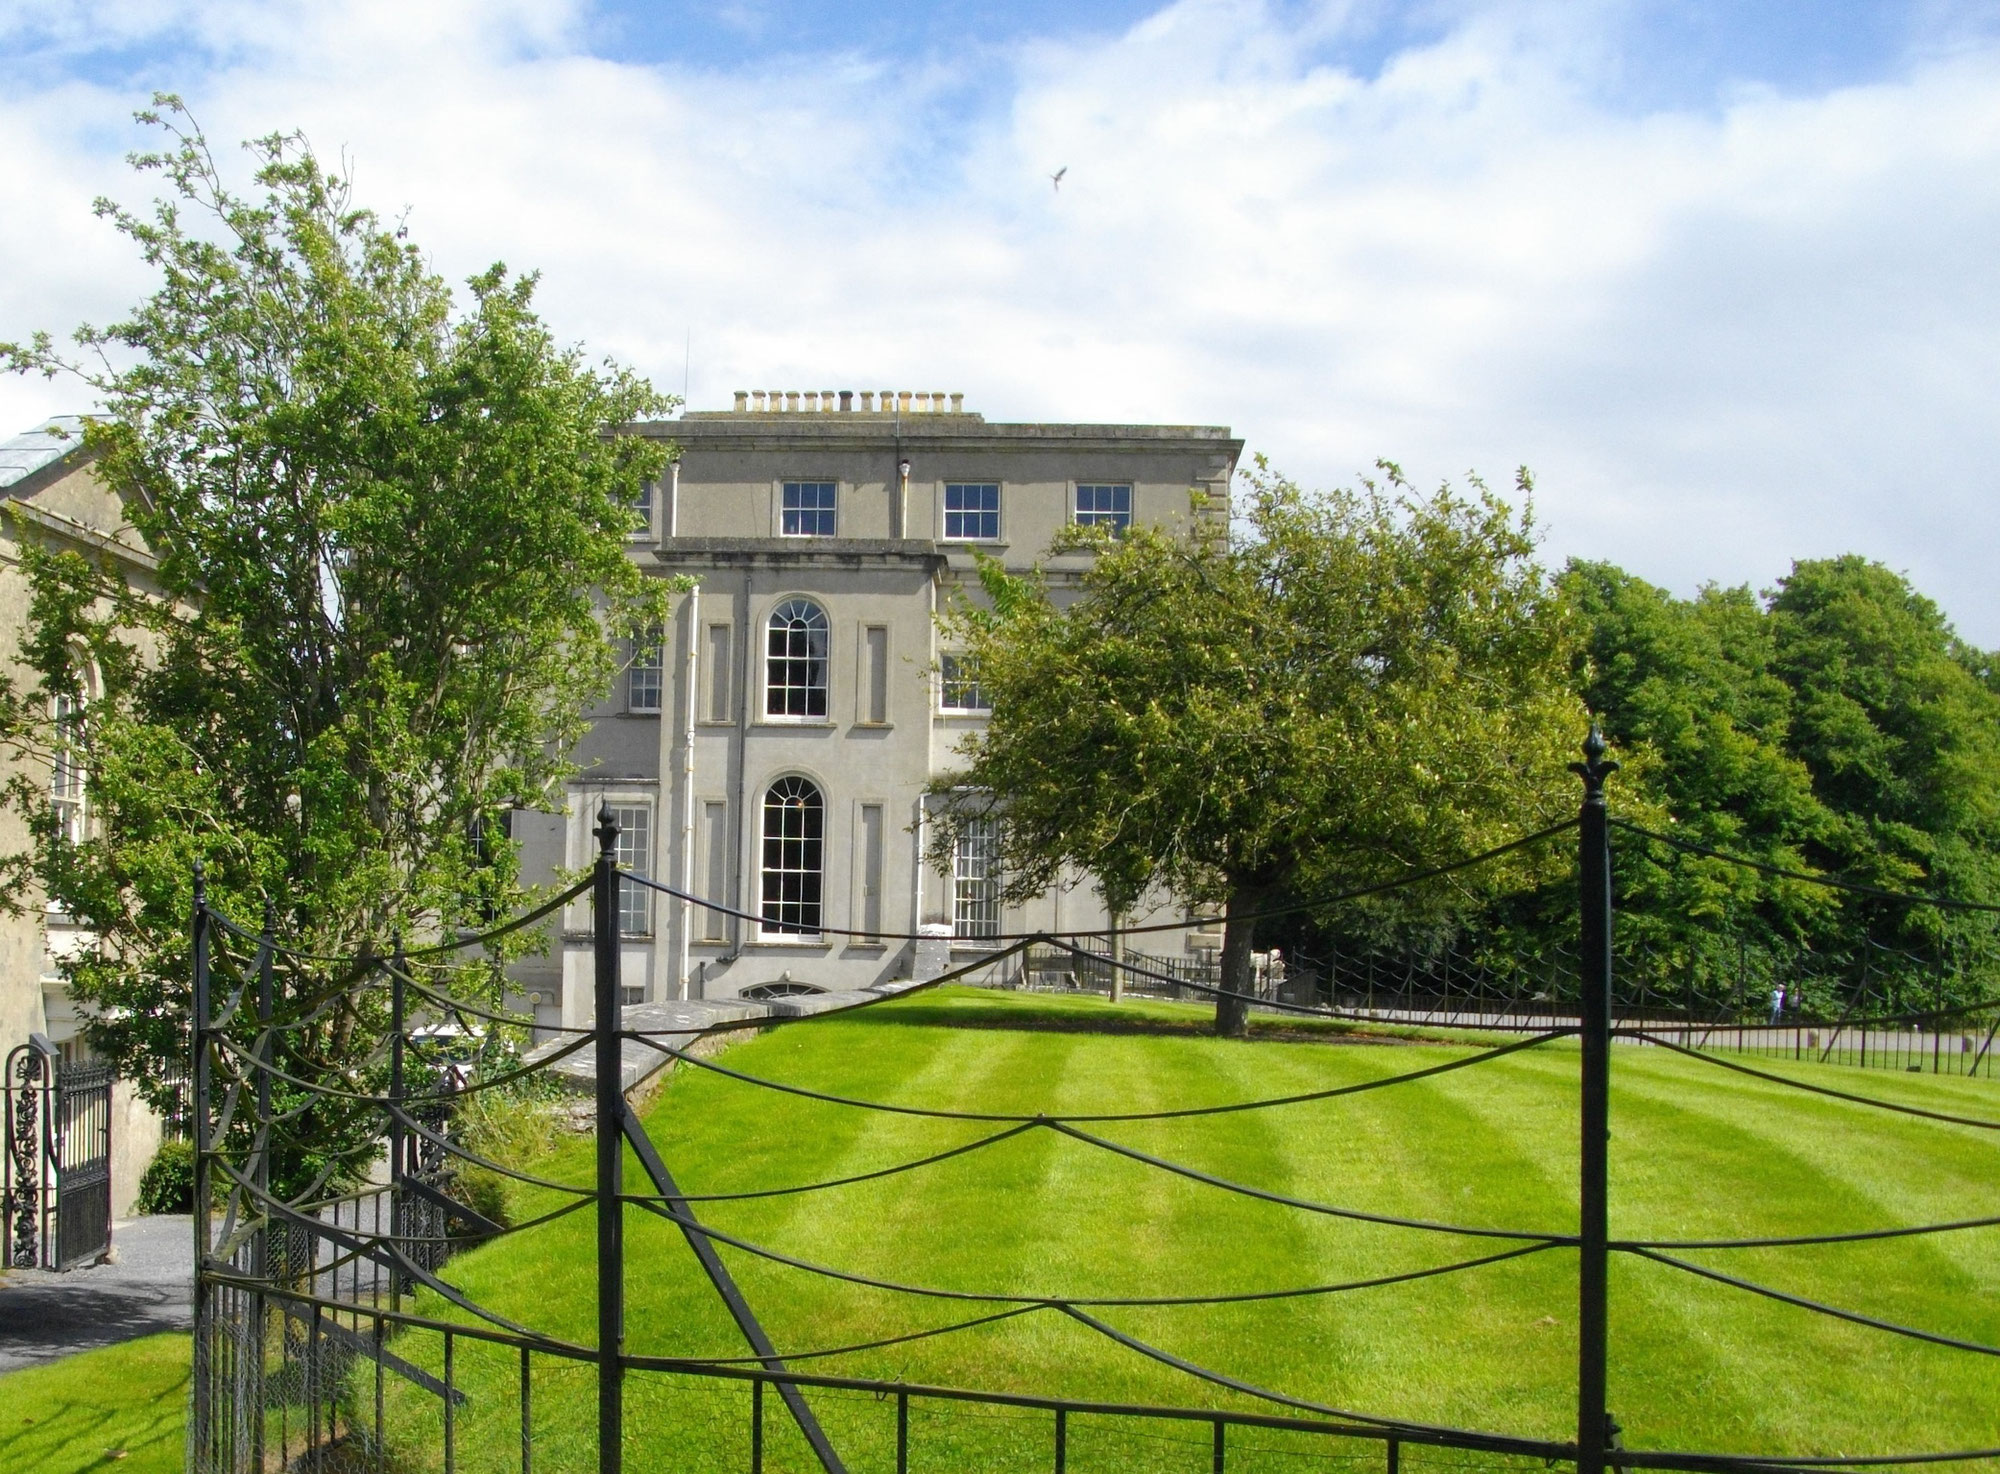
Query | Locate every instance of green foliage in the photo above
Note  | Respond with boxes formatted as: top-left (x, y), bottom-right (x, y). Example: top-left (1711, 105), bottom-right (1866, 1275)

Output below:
top-left (1567, 556), bottom-right (2000, 1013)
top-left (935, 457), bottom-right (1584, 1033)
top-left (0, 98), bottom-right (677, 1182)
top-left (134, 1138), bottom-right (196, 1214)
top-left (446, 1074), bottom-right (569, 1229)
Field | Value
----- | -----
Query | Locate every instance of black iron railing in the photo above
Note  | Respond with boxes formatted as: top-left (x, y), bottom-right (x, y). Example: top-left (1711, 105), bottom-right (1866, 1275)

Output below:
top-left (187, 730), bottom-right (2000, 1474)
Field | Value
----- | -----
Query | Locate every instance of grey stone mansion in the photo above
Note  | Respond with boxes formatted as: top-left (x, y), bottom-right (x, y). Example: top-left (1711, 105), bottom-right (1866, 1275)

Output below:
top-left (510, 391), bottom-right (1242, 1029)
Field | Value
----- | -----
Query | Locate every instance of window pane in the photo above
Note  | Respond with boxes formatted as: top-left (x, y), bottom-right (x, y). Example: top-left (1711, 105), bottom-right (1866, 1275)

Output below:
top-left (954, 818), bottom-right (1001, 940)
top-left (782, 481), bottom-right (837, 537)
top-left (943, 483), bottom-right (1000, 541)
top-left (629, 628), bottom-right (664, 712)
top-left (609, 803), bottom-right (652, 936)
top-left (765, 599), bottom-right (830, 717)
top-left (940, 654), bottom-right (990, 712)
top-left (1075, 483), bottom-right (1132, 530)
top-left (760, 777), bottom-right (824, 935)
top-left (50, 692), bottom-right (84, 846)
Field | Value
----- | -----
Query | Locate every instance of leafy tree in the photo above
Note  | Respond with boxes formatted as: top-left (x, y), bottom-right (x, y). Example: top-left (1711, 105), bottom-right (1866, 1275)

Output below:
top-left (1768, 557), bottom-right (2000, 986)
top-left (0, 99), bottom-right (672, 1189)
top-left (1567, 556), bottom-right (2000, 1015)
top-left (932, 459), bottom-right (1584, 1036)
top-left (1563, 562), bottom-right (1839, 1000)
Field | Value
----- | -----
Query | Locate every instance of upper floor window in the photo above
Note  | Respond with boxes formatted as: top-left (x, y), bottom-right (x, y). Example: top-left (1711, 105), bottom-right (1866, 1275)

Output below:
top-left (766, 599), bottom-right (830, 718)
top-left (782, 481), bottom-right (837, 537)
top-left (1075, 483), bottom-right (1132, 531)
top-left (629, 480), bottom-right (653, 535)
top-left (939, 655), bottom-right (990, 713)
top-left (943, 483), bottom-right (1000, 541)
top-left (761, 777), bottom-right (824, 936)
top-left (628, 629), bottom-right (663, 713)
top-left (50, 692), bottom-right (84, 847)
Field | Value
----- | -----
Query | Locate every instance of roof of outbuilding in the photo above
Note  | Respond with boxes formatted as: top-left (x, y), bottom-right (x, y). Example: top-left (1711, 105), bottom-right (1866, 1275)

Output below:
top-left (0, 415), bottom-right (90, 491)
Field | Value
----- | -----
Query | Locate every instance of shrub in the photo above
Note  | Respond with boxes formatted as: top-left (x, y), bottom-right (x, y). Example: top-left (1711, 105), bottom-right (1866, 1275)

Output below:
top-left (446, 1077), bottom-right (566, 1229)
top-left (136, 1139), bottom-right (196, 1214)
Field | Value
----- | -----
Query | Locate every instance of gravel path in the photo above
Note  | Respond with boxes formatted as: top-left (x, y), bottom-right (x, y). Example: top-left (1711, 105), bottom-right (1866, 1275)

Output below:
top-left (0, 1215), bottom-right (193, 1374)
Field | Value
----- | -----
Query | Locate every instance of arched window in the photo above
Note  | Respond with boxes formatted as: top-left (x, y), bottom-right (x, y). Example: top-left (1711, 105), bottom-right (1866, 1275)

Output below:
top-left (761, 777), bottom-right (824, 935)
top-left (766, 599), bottom-right (829, 718)
top-left (50, 690), bottom-right (85, 847)
top-left (49, 660), bottom-right (96, 850)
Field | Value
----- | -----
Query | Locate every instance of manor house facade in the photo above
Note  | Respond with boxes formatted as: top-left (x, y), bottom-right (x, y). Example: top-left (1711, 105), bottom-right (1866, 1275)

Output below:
top-left (511, 391), bottom-right (1241, 1028)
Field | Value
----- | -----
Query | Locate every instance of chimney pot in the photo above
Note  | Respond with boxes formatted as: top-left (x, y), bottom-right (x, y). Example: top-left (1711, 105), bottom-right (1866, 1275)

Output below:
top-left (734, 390), bottom-right (748, 412)
top-left (949, 393), bottom-right (964, 413)
top-left (839, 390), bottom-right (854, 412)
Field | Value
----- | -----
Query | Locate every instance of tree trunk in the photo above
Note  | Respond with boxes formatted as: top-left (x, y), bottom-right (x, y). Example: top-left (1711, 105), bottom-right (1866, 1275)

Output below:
top-left (1215, 883), bottom-right (1259, 1037)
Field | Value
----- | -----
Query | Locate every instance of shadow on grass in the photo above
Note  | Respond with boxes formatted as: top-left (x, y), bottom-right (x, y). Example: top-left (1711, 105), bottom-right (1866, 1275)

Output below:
top-left (0, 1355), bottom-right (189, 1474)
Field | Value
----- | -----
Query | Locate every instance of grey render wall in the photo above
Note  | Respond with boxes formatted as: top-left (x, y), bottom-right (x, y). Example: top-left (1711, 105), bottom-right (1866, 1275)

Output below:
top-left (517, 399), bottom-right (1242, 1024)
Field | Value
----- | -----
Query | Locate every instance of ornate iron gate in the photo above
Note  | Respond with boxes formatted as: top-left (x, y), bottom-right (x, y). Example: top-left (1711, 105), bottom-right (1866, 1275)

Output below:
top-left (4, 1039), bottom-right (113, 1271)
top-left (54, 1060), bottom-right (113, 1268)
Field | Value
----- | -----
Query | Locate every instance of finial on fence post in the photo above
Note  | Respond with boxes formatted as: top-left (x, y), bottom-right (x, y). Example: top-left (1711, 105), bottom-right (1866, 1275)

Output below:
top-left (596, 803), bottom-right (620, 859)
top-left (192, 858), bottom-right (206, 911)
top-left (1570, 723), bottom-right (1619, 803)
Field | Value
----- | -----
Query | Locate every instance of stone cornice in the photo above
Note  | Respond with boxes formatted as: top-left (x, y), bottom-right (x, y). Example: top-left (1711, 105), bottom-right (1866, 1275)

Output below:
top-left (623, 417), bottom-right (1242, 463)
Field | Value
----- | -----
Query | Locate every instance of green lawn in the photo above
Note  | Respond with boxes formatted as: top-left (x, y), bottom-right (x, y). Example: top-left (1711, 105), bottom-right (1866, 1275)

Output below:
top-left (361, 987), bottom-right (2000, 1472)
top-left (0, 1334), bottom-right (189, 1474)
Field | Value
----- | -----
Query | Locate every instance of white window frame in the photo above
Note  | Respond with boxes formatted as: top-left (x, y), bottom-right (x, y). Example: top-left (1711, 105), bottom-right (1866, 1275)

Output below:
top-left (942, 482), bottom-right (1002, 542)
top-left (760, 776), bottom-right (825, 938)
top-left (1073, 482), bottom-right (1132, 531)
top-left (50, 690), bottom-right (85, 849)
top-left (780, 480), bottom-right (838, 538)
top-left (606, 801), bottom-right (655, 938)
top-left (953, 818), bottom-right (1002, 941)
top-left (939, 654), bottom-right (990, 713)
top-left (628, 479), bottom-right (655, 540)
top-left (628, 628), bottom-right (664, 714)
top-left (765, 598), bottom-right (831, 721)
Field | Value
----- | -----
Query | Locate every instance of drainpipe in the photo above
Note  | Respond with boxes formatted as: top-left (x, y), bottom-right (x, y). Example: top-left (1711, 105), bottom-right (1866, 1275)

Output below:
top-left (673, 586), bottom-right (698, 998)
top-left (893, 418), bottom-right (908, 539)
top-left (913, 797), bottom-right (926, 940)
top-left (725, 566), bottom-right (754, 962)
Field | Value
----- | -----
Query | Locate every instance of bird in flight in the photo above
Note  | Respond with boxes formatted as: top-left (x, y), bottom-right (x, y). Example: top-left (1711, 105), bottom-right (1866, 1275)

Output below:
top-left (1051, 166), bottom-right (1067, 191)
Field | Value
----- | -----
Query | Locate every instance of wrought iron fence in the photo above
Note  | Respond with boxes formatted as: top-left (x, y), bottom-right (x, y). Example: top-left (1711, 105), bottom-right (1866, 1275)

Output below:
top-left (188, 732), bottom-right (2000, 1474)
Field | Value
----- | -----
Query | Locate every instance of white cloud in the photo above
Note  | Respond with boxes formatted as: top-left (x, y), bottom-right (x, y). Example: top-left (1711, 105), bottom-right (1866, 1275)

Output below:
top-left (5, 0), bottom-right (2000, 640)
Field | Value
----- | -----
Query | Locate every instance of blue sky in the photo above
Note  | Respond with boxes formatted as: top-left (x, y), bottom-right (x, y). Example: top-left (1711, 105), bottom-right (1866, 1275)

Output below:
top-left (5, 0), bottom-right (2000, 642)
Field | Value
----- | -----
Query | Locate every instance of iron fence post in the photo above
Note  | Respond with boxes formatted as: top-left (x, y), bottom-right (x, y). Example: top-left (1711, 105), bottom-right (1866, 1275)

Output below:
top-left (594, 806), bottom-right (625, 1474)
top-left (1573, 728), bottom-right (1618, 1474)
top-left (190, 860), bottom-right (213, 1469)
top-left (389, 934), bottom-right (407, 1298)
top-left (253, 901), bottom-right (274, 1474)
